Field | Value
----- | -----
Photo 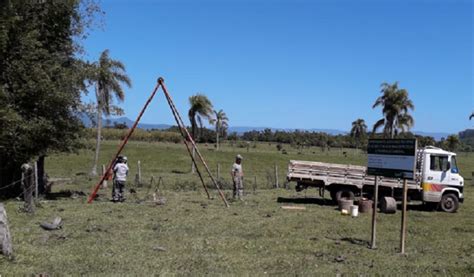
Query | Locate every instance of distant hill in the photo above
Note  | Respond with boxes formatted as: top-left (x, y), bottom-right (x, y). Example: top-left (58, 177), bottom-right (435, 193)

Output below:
top-left (79, 114), bottom-right (172, 130)
top-left (78, 114), bottom-right (451, 140)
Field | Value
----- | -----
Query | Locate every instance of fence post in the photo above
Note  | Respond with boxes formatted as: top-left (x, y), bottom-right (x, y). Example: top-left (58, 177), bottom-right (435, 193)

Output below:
top-left (253, 176), bottom-right (257, 192)
top-left (34, 161), bottom-right (38, 199)
top-left (101, 164), bottom-right (108, 189)
top-left (21, 164), bottom-right (35, 214)
top-left (138, 160), bottom-right (142, 186)
top-left (274, 164), bottom-right (279, 188)
top-left (217, 163), bottom-right (221, 180)
top-left (0, 204), bottom-right (13, 259)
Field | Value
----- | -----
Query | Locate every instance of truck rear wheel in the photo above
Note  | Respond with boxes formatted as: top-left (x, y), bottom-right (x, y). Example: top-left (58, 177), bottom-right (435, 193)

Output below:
top-left (335, 189), bottom-right (355, 202)
top-left (440, 193), bottom-right (459, 213)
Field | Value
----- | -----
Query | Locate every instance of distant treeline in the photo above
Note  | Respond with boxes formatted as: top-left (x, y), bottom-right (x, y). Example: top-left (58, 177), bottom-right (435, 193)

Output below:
top-left (87, 126), bottom-right (471, 152)
top-left (459, 129), bottom-right (474, 149)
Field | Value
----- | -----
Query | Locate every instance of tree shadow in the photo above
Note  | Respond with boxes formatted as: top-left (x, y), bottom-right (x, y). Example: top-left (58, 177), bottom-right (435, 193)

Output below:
top-left (340, 237), bottom-right (370, 247)
top-left (45, 190), bottom-right (86, 200)
top-left (398, 203), bottom-right (436, 212)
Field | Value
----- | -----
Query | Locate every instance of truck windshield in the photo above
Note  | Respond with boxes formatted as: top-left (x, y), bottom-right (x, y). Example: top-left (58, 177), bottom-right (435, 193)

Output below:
top-left (451, 156), bottom-right (459, 174)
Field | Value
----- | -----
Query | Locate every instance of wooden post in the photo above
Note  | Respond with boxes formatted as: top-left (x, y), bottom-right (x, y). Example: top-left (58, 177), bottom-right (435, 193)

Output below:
top-left (102, 165), bottom-right (108, 189)
top-left (21, 164), bottom-right (35, 214)
top-left (137, 160), bottom-right (142, 186)
top-left (400, 179), bottom-right (408, 254)
top-left (34, 161), bottom-right (38, 199)
top-left (370, 176), bottom-right (379, 249)
top-left (158, 176), bottom-right (163, 189)
top-left (254, 176), bottom-right (257, 192)
top-left (274, 164), bottom-right (279, 188)
top-left (149, 175), bottom-right (155, 187)
top-left (0, 204), bottom-right (13, 259)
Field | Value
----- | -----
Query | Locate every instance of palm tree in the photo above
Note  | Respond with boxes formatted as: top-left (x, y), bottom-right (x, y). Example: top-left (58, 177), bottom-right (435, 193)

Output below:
top-left (188, 94), bottom-right (213, 141)
top-left (445, 135), bottom-right (460, 152)
top-left (350, 119), bottom-right (367, 148)
top-left (372, 82), bottom-right (414, 138)
top-left (188, 94), bottom-right (213, 172)
top-left (90, 50), bottom-right (132, 176)
top-left (212, 109), bottom-right (229, 150)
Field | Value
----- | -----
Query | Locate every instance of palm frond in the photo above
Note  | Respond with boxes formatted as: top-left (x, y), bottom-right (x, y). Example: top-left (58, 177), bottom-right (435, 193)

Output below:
top-left (372, 118), bottom-right (385, 134)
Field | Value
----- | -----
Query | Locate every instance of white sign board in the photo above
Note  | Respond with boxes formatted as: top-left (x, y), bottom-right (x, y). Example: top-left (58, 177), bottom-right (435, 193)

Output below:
top-left (367, 139), bottom-right (417, 179)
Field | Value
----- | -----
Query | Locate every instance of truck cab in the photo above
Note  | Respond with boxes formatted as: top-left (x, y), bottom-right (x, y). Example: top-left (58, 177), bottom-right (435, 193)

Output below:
top-left (420, 146), bottom-right (464, 212)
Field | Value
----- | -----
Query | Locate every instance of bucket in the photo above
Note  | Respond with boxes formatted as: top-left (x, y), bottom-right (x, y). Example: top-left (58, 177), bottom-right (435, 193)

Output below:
top-left (350, 205), bottom-right (359, 217)
top-left (358, 198), bottom-right (373, 213)
top-left (338, 199), bottom-right (353, 211)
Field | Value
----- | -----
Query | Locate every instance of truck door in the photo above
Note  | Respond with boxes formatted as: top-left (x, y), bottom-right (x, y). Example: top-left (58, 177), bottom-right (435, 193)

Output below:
top-left (422, 154), bottom-right (451, 202)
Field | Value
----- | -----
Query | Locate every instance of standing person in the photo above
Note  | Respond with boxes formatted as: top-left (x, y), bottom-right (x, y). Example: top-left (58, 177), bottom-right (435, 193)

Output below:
top-left (112, 156), bottom-right (129, 202)
top-left (231, 154), bottom-right (244, 199)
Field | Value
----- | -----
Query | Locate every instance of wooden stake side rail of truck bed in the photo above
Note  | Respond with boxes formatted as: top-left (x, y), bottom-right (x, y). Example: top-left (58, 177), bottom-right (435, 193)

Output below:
top-left (287, 160), bottom-right (420, 190)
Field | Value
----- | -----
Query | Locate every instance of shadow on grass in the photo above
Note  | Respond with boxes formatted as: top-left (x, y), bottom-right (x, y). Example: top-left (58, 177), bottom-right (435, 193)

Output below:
top-left (340, 237), bottom-right (370, 247)
top-left (45, 190), bottom-right (86, 200)
top-left (276, 197), bottom-right (334, 206)
top-left (171, 169), bottom-right (188, 174)
top-left (277, 197), bottom-right (438, 213)
top-left (398, 203), bottom-right (436, 212)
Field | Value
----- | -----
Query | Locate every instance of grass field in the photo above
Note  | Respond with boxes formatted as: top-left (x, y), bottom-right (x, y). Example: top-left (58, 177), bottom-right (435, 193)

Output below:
top-left (1, 140), bottom-right (473, 275)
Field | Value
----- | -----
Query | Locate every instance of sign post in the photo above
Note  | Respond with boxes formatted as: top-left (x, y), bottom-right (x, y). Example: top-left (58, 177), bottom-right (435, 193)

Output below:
top-left (370, 176), bottom-right (379, 249)
top-left (400, 178), bottom-right (408, 254)
top-left (367, 139), bottom-right (417, 252)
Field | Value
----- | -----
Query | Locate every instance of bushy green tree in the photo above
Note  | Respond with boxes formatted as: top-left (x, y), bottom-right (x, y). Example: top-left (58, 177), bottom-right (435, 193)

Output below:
top-left (0, 0), bottom-right (99, 195)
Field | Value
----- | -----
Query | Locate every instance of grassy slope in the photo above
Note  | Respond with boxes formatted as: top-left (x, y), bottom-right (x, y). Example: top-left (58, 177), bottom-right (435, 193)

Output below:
top-left (1, 141), bottom-right (473, 275)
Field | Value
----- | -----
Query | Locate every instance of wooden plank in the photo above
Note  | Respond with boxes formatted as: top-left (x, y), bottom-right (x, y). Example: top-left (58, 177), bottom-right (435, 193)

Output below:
top-left (281, 206), bottom-right (306, 210)
top-left (288, 160), bottom-right (420, 191)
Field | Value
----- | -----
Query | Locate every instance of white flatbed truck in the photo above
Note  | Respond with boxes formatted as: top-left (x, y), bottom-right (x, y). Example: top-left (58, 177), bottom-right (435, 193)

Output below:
top-left (286, 146), bottom-right (464, 213)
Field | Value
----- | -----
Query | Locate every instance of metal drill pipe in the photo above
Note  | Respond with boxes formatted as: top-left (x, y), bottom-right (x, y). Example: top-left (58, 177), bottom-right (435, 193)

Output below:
top-left (158, 78), bottom-right (229, 207)
top-left (160, 81), bottom-right (211, 199)
top-left (87, 80), bottom-right (162, 203)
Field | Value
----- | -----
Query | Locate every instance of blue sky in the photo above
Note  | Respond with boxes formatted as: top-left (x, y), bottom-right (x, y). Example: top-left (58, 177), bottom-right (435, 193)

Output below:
top-left (82, 0), bottom-right (473, 134)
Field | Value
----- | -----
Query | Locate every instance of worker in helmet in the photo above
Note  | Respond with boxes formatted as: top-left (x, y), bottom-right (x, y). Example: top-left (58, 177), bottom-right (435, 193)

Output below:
top-left (112, 155), bottom-right (129, 202)
top-left (231, 154), bottom-right (244, 199)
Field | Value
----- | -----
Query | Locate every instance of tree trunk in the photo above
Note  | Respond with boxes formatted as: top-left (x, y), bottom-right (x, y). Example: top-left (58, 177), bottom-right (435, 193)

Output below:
top-left (21, 164), bottom-right (35, 214)
top-left (91, 86), bottom-right (102, 177)
top-left (190, 117), bottom-right (197, 173)
top-left (36, 155), bottom-right (46, 194)
top-left (216, 125), bottom-right (220, 151)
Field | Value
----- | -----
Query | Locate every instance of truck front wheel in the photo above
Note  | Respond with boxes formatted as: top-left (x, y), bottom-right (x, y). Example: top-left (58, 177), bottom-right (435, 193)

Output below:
top-left (440, 193), bottom-right (459, 213)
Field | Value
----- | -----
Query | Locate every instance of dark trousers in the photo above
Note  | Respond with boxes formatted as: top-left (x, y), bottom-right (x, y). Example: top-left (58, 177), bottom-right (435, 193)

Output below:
top-left (112, 180), bottom-right (126, 201)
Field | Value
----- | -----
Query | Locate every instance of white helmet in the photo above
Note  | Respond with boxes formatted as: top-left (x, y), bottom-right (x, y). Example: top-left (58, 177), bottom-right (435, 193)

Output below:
top-left (122, 156), bottom-right (128, 163)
